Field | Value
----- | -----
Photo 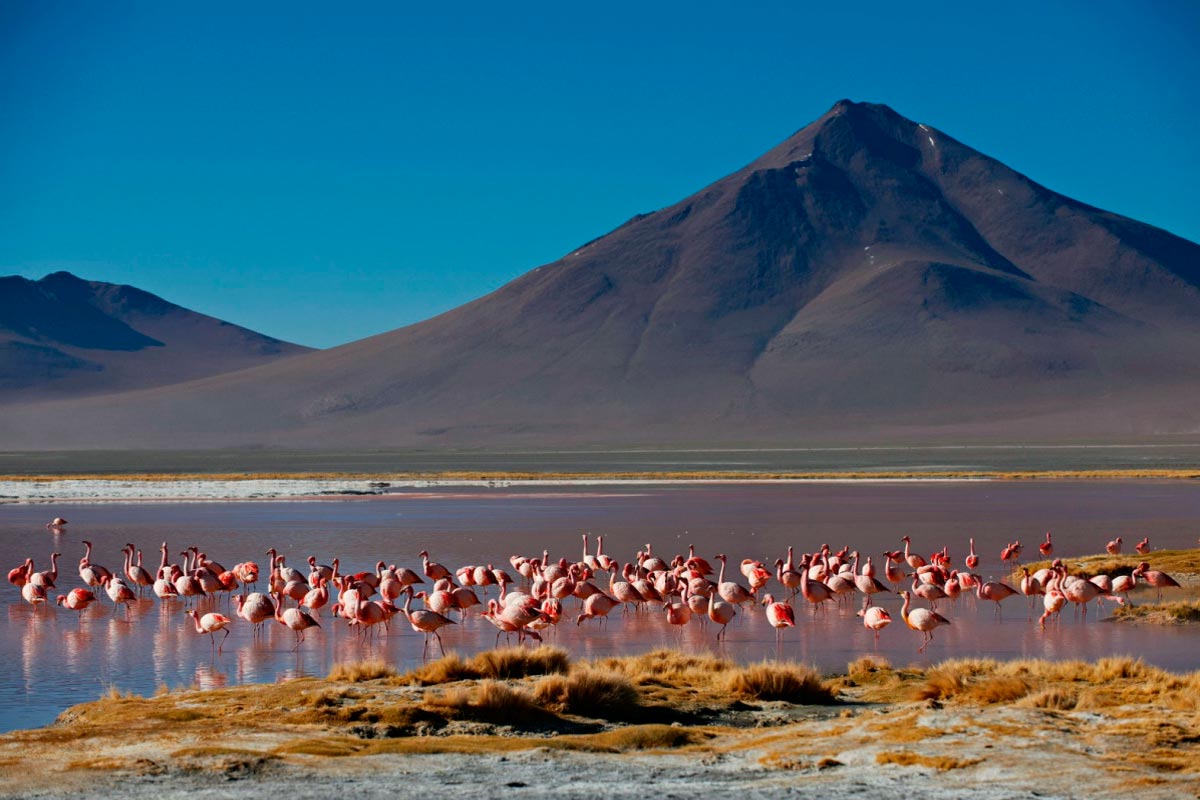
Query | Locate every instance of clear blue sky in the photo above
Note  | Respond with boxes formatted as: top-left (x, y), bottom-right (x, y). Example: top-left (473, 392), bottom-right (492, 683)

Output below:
top-left (2, 1), bottom-right (1197, 348)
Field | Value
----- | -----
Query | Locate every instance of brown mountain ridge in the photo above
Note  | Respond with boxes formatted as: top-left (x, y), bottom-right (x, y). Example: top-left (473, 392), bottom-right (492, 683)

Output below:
top-left (3, 100), bottom-right (1198, 449)
top-left (0, 271), bottom-right (310, 400)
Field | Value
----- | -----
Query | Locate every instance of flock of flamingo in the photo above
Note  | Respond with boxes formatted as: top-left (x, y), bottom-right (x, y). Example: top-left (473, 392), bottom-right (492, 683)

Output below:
top-left (6, 526), bottom-right (1185, 657)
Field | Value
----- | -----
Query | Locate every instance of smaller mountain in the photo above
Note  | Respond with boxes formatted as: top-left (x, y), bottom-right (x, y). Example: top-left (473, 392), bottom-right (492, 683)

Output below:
top-left (0, 271), bottom-right (311, 400)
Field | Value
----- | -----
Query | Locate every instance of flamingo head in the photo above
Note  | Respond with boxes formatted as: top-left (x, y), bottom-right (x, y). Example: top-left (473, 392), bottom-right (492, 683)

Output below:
top-left (418, 550), bottom-right (429, 559)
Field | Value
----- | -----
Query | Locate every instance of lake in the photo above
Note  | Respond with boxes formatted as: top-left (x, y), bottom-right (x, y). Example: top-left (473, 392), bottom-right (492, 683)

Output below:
top-left (2, 480), bottom-right (1197, 732)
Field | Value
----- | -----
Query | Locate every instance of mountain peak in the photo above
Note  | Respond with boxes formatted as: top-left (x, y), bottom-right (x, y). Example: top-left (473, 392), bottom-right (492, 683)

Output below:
top-left (3, 102), bottom-right (1199, 449)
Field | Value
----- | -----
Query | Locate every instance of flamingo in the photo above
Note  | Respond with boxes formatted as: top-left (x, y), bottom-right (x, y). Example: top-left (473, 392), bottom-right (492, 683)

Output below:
top-left (56, 588), bottom-right (96, 622)
top-left (576, 591), bottom-right (619, 627)
top-left (857, 596), bottom-right (891, 642)
top-left (273, 593), bottom-right (320, 651)
top-left (899, 590), bottom-right (950, 653)
top-left (1134, 537), bottom-right (1150, 555)
top-left (1106, 537), bottom-right (1123, 556)
top-left (901, 536), bottom-right (926, 570)
top-left (101, 575), bottom-right (136, 618)
top-left (122, 546), bottom-right (153, 597)
top-left (715, 554), bottom-right (754, 608)
top-left (965, 538), bottom-right (980, 570)
top-left (664, 589), bottom-right (693, 635)
top-left (403, 587), bottom-right (457, 655)
top-left (1133, 562), bottom-right (1181, 602)
top-left (302, 576), bottom-right (329, 616)
top-left (21, 581), bottom-right (47, 608)
top-left (418, 550), bottom-right (452, 583)
top-left (760, 593), bottom-right (795, 641)
top-left (187, 610), bottom-right (232, 653)
top-left (7, 559), bottom-right (31, 588)
top-left (707, 586), bottom-right (737, 641)
top-left (1039, 589), bottom-right (1067, 629)
top-left (79, 541), bottom-right (111, 592)
top-left (234, 592), bottom-right (276, 636)
top-left (799, 556), bottom-right (834, 614)
top-left (29, 552), bottom-right (60, 590)
top-left (1039, 532), bottom-right (1053, 557)
top-left (976, 579), bottom-right (1019, 617)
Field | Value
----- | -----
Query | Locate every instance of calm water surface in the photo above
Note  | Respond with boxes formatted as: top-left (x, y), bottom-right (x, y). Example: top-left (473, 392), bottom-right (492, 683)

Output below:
top-left (2, 481), bottom-right (1198, 732)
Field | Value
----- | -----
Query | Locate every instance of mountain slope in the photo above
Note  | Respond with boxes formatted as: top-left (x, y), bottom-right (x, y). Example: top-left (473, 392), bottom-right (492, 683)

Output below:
top-left (3, 100), bottom-right (1198, 449)
top-left (0, 272), bottom-right (312, 399)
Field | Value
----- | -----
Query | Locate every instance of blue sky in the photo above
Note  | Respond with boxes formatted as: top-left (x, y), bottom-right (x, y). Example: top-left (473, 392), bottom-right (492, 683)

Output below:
top-left (2, 1), bottom-right (1197, 348)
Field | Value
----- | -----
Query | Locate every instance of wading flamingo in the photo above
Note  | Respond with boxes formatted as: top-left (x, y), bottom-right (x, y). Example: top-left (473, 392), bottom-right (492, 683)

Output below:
top-left (187, 609), bottom-right (232, 653)
top-left (899, 590), bottom-right (950, 653)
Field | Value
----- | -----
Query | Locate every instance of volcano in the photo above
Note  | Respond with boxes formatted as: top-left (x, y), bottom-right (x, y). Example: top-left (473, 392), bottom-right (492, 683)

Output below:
top-left (3, 100), bottom-right (1199, 449)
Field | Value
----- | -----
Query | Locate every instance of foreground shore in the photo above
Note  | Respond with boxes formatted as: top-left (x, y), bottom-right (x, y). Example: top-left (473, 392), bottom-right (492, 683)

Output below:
top-left (3, 648), bottom-right (1198, 799)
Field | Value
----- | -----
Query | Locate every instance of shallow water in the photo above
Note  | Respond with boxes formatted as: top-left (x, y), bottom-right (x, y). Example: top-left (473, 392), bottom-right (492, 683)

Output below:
top-left (2, 481), bottom-right (1198, 732)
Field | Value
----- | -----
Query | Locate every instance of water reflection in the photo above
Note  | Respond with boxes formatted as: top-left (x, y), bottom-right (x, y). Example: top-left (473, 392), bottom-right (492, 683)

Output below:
top-left (0, 482), bottom-right (1198, 732)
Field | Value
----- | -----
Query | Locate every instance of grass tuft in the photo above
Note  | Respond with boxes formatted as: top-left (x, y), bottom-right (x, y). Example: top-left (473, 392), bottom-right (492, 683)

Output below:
top-left (329, 659), bottom-right (396, 682)
top-left (534, 670), bottom-right (638, 718)
top-left (727, 662), bottom-right (836, 704)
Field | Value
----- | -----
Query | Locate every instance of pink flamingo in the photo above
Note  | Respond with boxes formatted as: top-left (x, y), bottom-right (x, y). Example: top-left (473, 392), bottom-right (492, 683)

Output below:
top-left (273, 593), bottom-right (320, 650)
top-left (402, 587), bottom-right (456, 655)
top-left (761, 593), bottom-right (795, 641)
top-left (715, 554), bottom-right (754, 608)
top-left (1133, 562), bottom-right (1181, 602)
top-left (234, 592), bottom-right (275, 637)
top-left (976, 579), bottom-right (1019, 617)
top-left (1134, 537), bottom-right (1150, 555)
top-left (899, 590), bottom-right (950, 653)
top-left (707, 586), bottom-right (737, 641)
top-left (857, 596), bottom-right (892, 642)
top-left (965, 538), bottom-right (980, 570)
top-left (187, 609), bottom-right (232, 653)
top-left (56, 587), bottom-right (96, 622)
top-left (901, 536), bottom-right (926, 570)
top-left (1039, 589), bottom-right (1067, 629)
top-left (21, 581), bottom-right (47, 608)
top-left (1106, 537), bottom-right (1123, 556)
top-left (418, 550), bottom-right (452, 583)
top-left (799, 556), bottom-right (834, 614)
top-left (1039, 532), bottom-right (1053, 557)
top-left (29, 552), bottom-right (60, 590)
top-left (101, 575), bottom-right (136, 618)
top-left (576, 591), bottom-right (619, 627)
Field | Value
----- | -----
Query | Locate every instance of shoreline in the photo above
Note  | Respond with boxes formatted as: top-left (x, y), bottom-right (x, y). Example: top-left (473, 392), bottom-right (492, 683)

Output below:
top-left (1, 469), bottom-right (1197, 503)
top-left (2, 648), bottom-right (1197, 799)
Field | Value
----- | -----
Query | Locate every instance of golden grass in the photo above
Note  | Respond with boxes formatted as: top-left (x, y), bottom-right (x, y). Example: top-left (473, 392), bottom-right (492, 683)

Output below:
top-left (11, 647), bottom-right (1200, 786)
top-left (876, 751), bottom-right (981, 770)
top-left (328, 659), bottom-right (397, 682)
top-left (1110, 599), bottom-right (1200, 624)
top-left (404, 647), bottom-right (570, 685)
top-left (727, 662), bottom-right (836, 704)
top-left (6, 468), bottom-right (1200, 482)
top-left (533, 669), bottom-right (639, 718)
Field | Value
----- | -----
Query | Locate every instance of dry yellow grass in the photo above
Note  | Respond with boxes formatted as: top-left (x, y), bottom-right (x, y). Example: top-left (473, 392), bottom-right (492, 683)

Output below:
top-left (328, 658), bottom-right (396, 682)
top-left (533, 669), bottom-right (639, 718)
top-left (727, 662), bottom-right (835, 704)
top-left (876, 751), bottom-right (982, 770)
top-left (404, 647), bottom-right (570, 685)
top-left (1110, 599), bottom-right (1200, 624)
